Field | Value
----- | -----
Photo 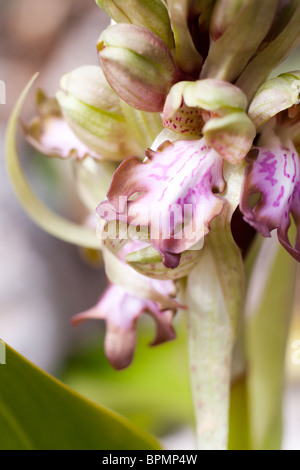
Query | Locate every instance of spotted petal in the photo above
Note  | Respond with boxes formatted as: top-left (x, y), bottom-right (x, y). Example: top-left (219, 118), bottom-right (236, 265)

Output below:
top-left (98, 138), bottom-right (225, 268)
top-left (240, 135), bottom-right (300, 262)
top-left (163, 80), bottom-right (255, 163)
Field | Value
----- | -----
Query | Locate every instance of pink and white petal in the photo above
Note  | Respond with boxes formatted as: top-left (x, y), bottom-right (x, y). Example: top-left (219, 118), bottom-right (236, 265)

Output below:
top-left (240, 136), bottom-right (300, 261)
top-left (203, 111), bottom-right (256, 164)
top-left (72, 283), bottom-right (176, 370)
top-left (23, 116), bottom-right (99, 160)
top-left (98, 138), bottom-right (225, 268)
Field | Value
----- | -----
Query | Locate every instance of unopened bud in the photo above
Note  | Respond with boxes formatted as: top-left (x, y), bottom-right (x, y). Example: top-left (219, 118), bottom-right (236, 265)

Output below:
top-left (56, 65), bottom-right (141, 160)
top-left (95, 0), bottom-right (174, 50)
top-left (98, 24), bottom-right (179, 112)
top-left (249, 72), bottom-right (300, 129)
top-left (210, 0), bottom-right (244, 41)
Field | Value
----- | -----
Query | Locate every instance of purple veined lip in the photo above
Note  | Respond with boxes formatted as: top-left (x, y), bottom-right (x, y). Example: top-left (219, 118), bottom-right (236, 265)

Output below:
top-left (240, 136), bottom-right (300, 262)
top-left (97, 138), bottom-right (226, 268)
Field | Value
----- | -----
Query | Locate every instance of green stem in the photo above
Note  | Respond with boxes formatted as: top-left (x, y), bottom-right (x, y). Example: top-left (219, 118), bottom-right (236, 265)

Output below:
top-left (186, 162), bottom-right (246, 450)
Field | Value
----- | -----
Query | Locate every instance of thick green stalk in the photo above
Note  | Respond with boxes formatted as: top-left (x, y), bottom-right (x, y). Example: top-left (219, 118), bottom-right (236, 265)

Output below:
top-left (186, 162), bottom-right (246, 450)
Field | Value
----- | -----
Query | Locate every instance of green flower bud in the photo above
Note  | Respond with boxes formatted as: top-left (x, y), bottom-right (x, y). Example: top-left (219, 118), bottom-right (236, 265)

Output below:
top-left (56, 65), bottom-right (142, 161)
top-left (164, 0), bottom-right (205, 74)
top-left (201, 0), bottom-right (278, 82)
top-left (249, 72), bottom-right (300, 129)
top-left (95, 0), bottom-right (174, 50)
top-left (98, 24), bottom-right (179, 112)
top-left (210, 0), bottom-right (244, 41)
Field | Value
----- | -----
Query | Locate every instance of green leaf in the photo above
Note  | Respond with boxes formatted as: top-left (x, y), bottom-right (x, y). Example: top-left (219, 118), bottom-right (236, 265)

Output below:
top-left (245, 234), bottom-right (297, 450)
top-left (0, 343), bottom-right (160, 450)
top-left (5, 74), bottom-right (101, 250)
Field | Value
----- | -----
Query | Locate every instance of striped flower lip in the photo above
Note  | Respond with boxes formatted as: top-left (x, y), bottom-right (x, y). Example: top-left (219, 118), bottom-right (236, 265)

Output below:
top-left (240, 134), bottom-right (300, 262)
top-left (97, 138), bottom-right (226, 268)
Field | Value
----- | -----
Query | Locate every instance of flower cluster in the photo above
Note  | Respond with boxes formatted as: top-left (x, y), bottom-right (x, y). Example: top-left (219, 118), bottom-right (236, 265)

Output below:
top-left (23, 0), bottom-right (300, 370)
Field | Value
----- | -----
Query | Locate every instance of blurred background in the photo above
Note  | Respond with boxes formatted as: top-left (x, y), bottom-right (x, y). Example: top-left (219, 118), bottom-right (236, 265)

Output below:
top-left (0, 0), bottom-right (299, 449)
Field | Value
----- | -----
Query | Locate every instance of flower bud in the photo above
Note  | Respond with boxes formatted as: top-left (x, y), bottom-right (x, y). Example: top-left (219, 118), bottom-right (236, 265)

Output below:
top-left (95, 0), bottom-right (174, 50)
top-left (210, 0), bottom-right (244, 41)
top-left (249, 72), bottom-right (300, 129)
top-left (201, 0), bottom-right (278, 83)
top-left (97, 24), bottom-right (179, 112)
top-left (56, 65), bottom-right (142, 160)
top-left (164, 0), bottom-right (204, 74)
top-left (23, 91), bottom-right (99, 161)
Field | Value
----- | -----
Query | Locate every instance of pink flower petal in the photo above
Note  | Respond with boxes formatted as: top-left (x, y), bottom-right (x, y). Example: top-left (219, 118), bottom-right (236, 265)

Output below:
top-left (72, 282), bottom-right (176, 370)
top-left (24, 115), bottom-right (99, 160)
top-left (98, 139), bottom-right (225, 268)
top-left (240, 136), bottom-right (300, 261)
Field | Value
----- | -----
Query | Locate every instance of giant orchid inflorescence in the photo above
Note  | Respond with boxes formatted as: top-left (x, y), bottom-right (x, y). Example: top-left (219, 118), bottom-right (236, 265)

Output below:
top-left (6, 0), bottom-right (300, 450)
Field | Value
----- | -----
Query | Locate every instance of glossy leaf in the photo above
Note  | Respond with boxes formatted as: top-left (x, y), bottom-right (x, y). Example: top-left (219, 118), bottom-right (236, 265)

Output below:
top-left (0, 343), bottom-right (160, 450)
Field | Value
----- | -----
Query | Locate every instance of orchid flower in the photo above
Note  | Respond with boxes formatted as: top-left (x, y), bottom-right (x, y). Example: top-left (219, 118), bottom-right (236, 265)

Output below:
top-left (6, 0), bottom-right (300, 451)
top-left (241, 72), bottom-right (300, 262)
top-left (72, 239), bottom-right (180, 370)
